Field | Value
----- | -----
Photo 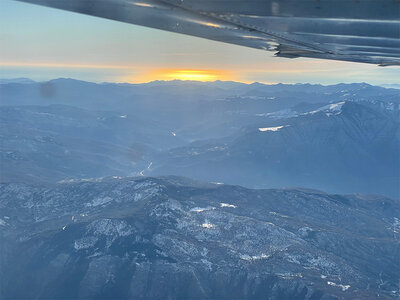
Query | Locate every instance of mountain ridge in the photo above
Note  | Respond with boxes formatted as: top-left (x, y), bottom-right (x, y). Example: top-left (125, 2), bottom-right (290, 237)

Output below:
top-left (1, 175), bottom-right (399, 299)
top-left (1, 79), bottom-right (399, 197)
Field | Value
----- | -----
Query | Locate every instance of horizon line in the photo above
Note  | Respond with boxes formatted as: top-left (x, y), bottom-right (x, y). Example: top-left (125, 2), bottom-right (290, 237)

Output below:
top-left (1, 77), bottom-right (396, 88)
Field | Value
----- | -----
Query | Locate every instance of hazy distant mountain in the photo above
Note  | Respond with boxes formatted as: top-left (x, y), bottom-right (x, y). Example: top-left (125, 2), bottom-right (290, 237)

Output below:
top-left (0, 78), bottom-right (36, 84)
top-left (0, 104), bottom-right (182, 183)
top-left (381, 84), bottom-right (400, 90)
top-left (1, 78), bottom-right (399, 111)
top-left (151, 101), bottom-right (400, 198)
top-left (1, 79), bottom-right (399, 197)
top-left (1, 79), bottom-right (399, 135)
top-left (1, 176), bottom-right (398, 299)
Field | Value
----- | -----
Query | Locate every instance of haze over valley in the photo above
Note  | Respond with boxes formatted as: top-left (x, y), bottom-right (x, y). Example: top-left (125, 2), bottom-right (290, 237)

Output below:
top-left (1, 78), bottom-right (399, 299)
top-left (1, 78), bottom-right (399, 197)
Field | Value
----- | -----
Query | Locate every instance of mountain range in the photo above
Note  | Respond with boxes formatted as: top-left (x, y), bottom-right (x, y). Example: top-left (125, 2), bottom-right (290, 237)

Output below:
top-left (151, 101), bottom-right (399, 197)
top-left (1, 78), bottom-right (399, 197)
top-left (1, 78), bottom-right (399, 299)
top-left (1, 176), bottom-right (399, 299)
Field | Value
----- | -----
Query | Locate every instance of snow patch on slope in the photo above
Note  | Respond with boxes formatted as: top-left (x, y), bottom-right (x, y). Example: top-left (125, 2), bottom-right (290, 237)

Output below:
top-left (327, 281), bottom-right (351, 291)
top-left (304, 101), bottom-right (345, 116)
top-left (190, 206), bottom-right (216, 213)
top-left (258, 125), bottom-right (289, 132)
top-left (220, 203), bottom-right (237, 208)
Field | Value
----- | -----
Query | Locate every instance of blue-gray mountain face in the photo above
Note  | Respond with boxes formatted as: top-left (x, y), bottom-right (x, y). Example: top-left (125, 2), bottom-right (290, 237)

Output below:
top-left (0, 79), bottom-right (399, 299)
top-left (0, 177), bottom-right (399, 299)
top-left (153, 101), bottom-right (400, 197)
top-left (1, 79), bottom-right (399, 197)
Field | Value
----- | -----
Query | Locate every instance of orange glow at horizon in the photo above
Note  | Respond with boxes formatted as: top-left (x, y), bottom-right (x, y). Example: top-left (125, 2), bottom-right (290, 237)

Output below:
top-left (135, 69), bottom-right (234, 82)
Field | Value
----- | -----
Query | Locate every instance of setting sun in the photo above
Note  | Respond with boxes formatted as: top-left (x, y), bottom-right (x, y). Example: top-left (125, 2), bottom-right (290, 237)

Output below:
top-left (165, 69), bottom-right (218, 81)
top-left (134, 69), bottom-right (233, 82)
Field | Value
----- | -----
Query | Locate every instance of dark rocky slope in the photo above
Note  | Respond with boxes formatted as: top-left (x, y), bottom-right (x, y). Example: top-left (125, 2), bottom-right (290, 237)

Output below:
top-left (0, 176), bottom-right (399, 299)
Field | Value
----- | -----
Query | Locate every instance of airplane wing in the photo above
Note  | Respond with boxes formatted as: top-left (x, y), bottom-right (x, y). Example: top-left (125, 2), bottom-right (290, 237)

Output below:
top-left (15, 0), bottom-right (400, 66)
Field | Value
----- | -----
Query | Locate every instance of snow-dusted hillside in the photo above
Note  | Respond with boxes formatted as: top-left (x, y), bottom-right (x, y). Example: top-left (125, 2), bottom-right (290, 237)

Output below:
top-left (0, 176), bottom-right (399, 299)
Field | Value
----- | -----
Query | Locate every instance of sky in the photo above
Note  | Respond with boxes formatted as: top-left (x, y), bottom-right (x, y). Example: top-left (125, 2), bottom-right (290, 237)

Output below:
top-left (1, 0), bottom-right (400, 85)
